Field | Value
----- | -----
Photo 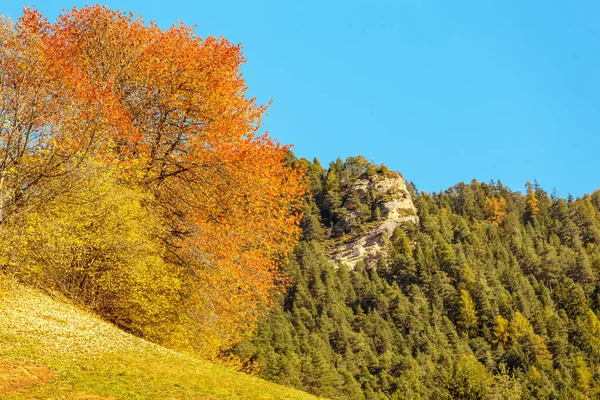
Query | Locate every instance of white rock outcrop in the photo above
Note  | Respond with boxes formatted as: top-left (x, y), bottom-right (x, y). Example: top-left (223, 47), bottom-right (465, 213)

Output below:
top-left (331, 171), bottom-right (417, 269)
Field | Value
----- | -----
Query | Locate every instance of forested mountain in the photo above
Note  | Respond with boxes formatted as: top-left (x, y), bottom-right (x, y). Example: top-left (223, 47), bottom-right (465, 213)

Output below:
top-left (234, 155), bottom-right (600, 399)
top-left (3, 6), bottom-right (600, 399)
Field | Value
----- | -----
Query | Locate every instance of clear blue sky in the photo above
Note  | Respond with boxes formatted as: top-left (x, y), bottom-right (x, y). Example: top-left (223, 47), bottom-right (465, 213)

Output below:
top-left (3, 1), bottom-right (599, 197)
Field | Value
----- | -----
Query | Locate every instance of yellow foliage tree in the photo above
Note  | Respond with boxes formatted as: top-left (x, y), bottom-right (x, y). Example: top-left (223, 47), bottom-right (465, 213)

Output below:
top-left (0, 161), bottom-right (186, 346)
top-left (509, 311), bottom-right (552, 369)
top-left (459, 289), bottom-right (478, 333)
top-left (492, 315), bottom-right (510, 348)
top-left (582, 309), bottom-right (600, 358)
top-left (509, 311), bottom-right (533, 339)
top-left (526, 334), bottom-right (553, 369)
top-left (525, 182), bottom-right (540, 221)
top-left (483, 197), bottom-right (508, 226)
top-left (574, 356), bottom-right (592, 394)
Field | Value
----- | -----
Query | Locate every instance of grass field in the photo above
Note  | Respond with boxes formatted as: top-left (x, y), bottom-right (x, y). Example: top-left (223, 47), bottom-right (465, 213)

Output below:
top-left (0, 275), bottom-right (323, 400)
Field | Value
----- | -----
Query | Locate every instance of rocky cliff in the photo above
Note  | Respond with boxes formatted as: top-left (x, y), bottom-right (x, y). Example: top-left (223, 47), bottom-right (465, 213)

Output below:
top-left (330, 170), bottom-right (418, 268)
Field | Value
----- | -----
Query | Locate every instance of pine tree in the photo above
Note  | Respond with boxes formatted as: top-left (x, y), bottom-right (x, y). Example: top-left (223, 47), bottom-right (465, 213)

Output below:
top-left (484, 197), bottom-right (508, 226)
top-left (525, 181), bottom-right (540, 223)
top-left (458, 289), bottom-right (478, 333)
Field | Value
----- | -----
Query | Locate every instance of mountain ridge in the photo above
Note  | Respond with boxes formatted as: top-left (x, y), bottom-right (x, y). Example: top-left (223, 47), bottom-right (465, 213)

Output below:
top-left (234, 155), bottom-right (600, 399)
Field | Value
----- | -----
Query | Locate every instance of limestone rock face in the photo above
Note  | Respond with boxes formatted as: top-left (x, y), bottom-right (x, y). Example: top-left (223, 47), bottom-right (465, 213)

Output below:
top-left (330, 171), bottom-right (417, 269)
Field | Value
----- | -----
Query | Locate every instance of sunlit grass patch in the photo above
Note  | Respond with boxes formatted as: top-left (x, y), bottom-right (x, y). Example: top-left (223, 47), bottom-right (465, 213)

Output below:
top-left (0, 276), bottom-right (324, 400)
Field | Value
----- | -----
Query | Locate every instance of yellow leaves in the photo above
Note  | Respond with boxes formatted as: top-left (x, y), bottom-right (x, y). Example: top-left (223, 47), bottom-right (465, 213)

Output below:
top-left (458, 289), bottom-right (477, 332)
top-left (0, 160), bottom-right (181, 344)
top-left (493, 312), bottom-right (553, 369)
top-left (527, 333), bottom-right (553, 369)
top-left (483, 196), bottom-right (507, 226)
top-left (0, 274), bottom-right (7, 299)
top-left (492, 315), bottom-right (509, 348)
top-left (527, 365), bottom-right (542, 383)
top-left (525, 181), bottom-right (540, 221)
top-left (1, 5), bottom-right (307, 360)
top-left (509, 311), bottom-right (533, 339)
top-left (582, 309), bottom-right (600, 358)
top-left (574, 356), bottom-right (592, 393)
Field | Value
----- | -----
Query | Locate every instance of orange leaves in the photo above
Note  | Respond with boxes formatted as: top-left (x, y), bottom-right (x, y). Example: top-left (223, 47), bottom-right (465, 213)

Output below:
top-left (17, 7), bottom-right (50, 38)
top-left (3, 5), bottom-right (306, 356)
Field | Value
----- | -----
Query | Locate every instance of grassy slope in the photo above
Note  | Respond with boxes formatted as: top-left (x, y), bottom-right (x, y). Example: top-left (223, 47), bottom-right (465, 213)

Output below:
top-left (0, 276), bottom-right (323, 400)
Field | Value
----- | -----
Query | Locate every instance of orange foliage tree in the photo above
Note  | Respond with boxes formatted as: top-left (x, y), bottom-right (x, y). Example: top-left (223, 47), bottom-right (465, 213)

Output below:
top-left (2, 6), bottom-right (306, 356)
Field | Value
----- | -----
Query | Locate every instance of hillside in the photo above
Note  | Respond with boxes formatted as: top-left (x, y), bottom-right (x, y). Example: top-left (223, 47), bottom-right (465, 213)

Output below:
top-left (0, 275), bottom-right (323, 400)
top-left (233, 156), bottom-right (600, 399)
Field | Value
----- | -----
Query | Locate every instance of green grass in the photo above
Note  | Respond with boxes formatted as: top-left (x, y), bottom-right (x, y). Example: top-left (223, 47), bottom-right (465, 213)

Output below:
top-left (0, 275), bottom-right (324, 400)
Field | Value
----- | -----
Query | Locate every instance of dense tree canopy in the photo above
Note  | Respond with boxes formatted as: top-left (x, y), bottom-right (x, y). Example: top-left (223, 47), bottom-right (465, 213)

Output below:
top-left (0, 6), bottom-right (305, 358)
top-left (235, 156), bottom-right (600, 399)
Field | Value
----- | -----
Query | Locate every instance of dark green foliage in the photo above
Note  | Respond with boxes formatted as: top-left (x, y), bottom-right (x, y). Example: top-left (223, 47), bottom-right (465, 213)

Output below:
top-left (234, 157), bottom-right (600, 399)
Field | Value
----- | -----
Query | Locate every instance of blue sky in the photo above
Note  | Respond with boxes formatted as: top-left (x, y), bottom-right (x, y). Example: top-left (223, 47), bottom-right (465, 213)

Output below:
top-left (3, 1), bottom-right (599, 197)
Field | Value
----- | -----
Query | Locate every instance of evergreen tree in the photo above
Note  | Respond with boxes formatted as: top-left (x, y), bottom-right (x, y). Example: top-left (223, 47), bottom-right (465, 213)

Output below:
top-left (233, 157), bottom-right (600, 399)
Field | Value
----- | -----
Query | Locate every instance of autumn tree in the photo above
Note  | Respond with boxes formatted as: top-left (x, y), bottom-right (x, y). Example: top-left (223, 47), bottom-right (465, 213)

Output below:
top-left (525, 181), bottom-right (540, 222)
top-left (493, 315), bottom-right (510, 349)
top-left (0, 13), bottom-right (99, 224)
top-left (510, 312), bottom-right (533, 339)
top-left (0, 161), bottom-right (184, 345)
top-left (483, 196), bottom-right (507, 226)
top-left (0, 6), bottom-right (306, 358)
top-left (458, 289), bottom-right (478, 333)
